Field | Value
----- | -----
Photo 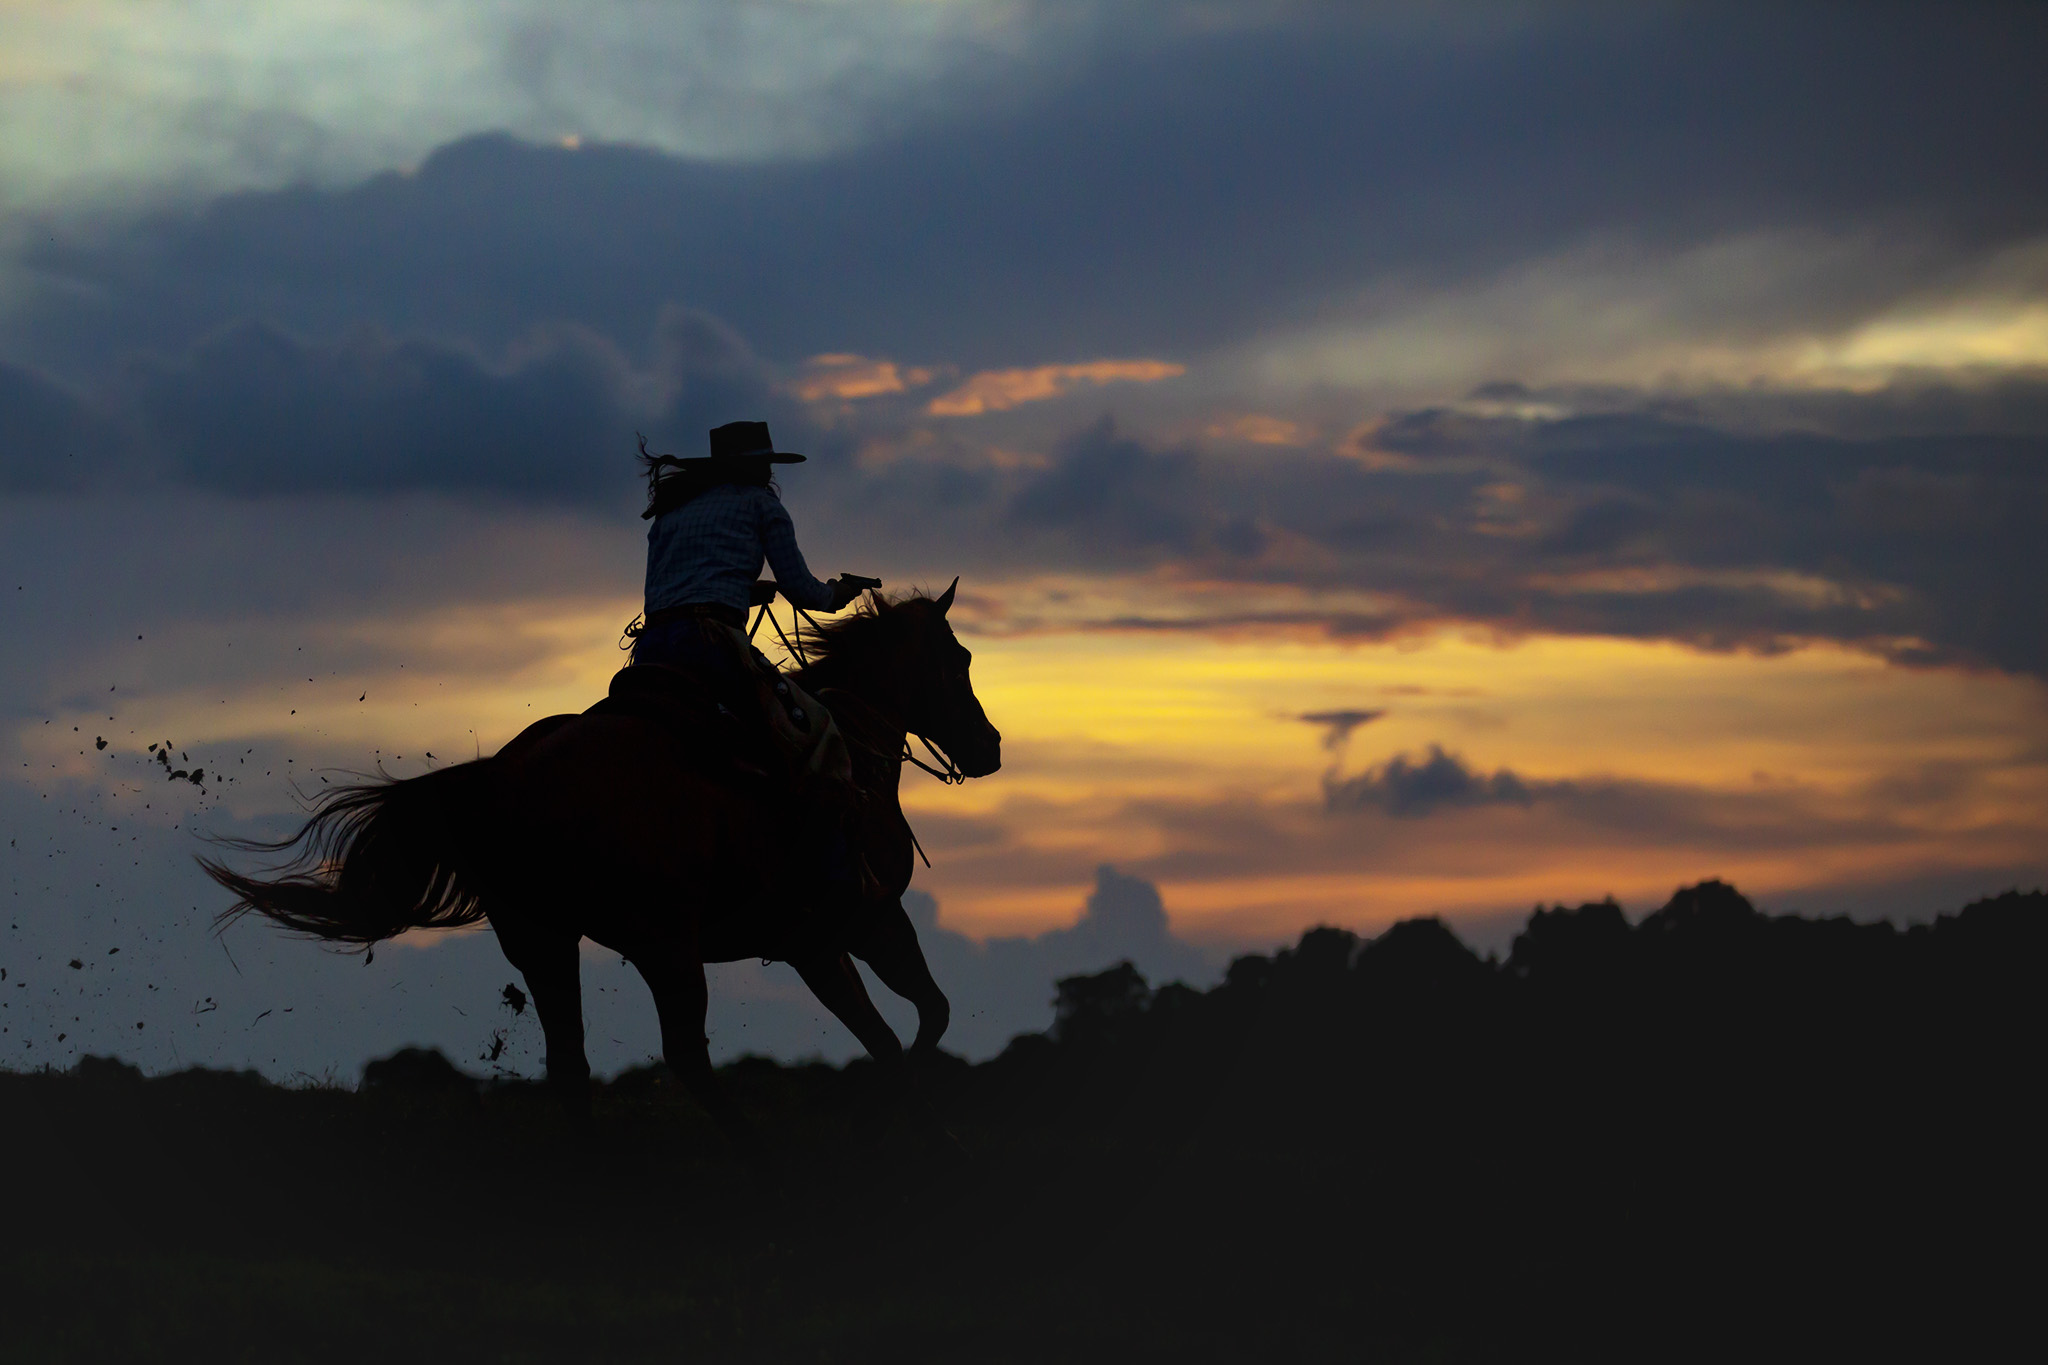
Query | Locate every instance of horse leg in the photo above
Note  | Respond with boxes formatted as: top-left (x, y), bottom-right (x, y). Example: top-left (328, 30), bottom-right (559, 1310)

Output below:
top-left (633, 946), bottom-right (759, 1155)
top-left (819, 920), bottom-right (962, 1146)
top-left (490, 918), bottom-right (590, 1119)
top-left (787, 951), bottom-right (904, 1067)
top-left (850, 901), bottom-right (951, 1058)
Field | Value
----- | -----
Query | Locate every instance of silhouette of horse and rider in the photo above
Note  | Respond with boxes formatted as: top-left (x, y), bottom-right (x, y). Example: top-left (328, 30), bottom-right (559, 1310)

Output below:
top-left (205, 422), bottom-right (1002, 1141)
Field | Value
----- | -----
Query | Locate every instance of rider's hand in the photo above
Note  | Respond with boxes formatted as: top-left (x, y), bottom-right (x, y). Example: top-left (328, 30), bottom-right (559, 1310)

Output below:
top-left (827, 574), bottom-right (880, 611)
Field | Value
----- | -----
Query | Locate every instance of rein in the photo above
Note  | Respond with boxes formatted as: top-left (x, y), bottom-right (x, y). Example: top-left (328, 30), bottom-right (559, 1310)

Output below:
top-left (903, 736), bottom-right (966, 785)
top-left (754, 592), bottom-right (970, 869)
top-left (815, 687), bottom-right (944, 871)
top-left (750, 593), bottom-right (808, 664)
top-left (754, 593), bottom-right (968, 788)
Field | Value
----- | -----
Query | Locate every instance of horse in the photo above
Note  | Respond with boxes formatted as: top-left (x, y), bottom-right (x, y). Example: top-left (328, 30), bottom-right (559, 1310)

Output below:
top-left (202, 581), bottom-right (1001, 1144)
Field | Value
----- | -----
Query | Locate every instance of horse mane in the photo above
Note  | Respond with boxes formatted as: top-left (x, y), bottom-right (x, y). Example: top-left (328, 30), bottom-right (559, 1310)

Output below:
top-left (796, 590), bottom-right (932, 669)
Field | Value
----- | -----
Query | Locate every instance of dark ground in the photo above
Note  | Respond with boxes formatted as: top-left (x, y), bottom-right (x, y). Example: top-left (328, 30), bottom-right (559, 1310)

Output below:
top-left (3, 881), bottom-right (2041, 1363)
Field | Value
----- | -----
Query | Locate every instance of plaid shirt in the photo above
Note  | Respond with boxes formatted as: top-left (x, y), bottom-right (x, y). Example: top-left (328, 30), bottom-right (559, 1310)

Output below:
top-left (644, 482), bottom-right (833, 615)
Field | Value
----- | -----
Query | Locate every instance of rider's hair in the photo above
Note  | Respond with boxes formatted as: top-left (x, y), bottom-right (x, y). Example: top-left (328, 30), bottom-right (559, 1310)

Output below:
top-left (638, 437), bottom-right (776, 519)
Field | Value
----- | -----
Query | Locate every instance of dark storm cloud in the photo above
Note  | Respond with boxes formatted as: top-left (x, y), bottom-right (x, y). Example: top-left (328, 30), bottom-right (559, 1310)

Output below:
top-left (1007, 418), bottom-right (1207, 554)
top-left (11, 4), bottom-right (2047, 379)
top-left (1408, 400), bottom-right (2048, 675)
top-left (1, 3), bottom-right (2043, 681)
top-left (126, 320), bottom-right (634, 498)
top-left (45, 305), bottom-right (830, 505)
top-left (16, 317), bottom-right (2045, 683)
top-left (916, 380), bottom-right (2048, 678)
top-left (964, 413), bottom-right (1464, 582)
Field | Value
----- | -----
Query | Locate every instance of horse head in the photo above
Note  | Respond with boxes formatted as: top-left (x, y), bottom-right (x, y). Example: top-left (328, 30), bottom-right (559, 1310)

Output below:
top-left (805, 578), bottom-right (1002, 778)
top-left (901, 577), bottom-right (1002, 778)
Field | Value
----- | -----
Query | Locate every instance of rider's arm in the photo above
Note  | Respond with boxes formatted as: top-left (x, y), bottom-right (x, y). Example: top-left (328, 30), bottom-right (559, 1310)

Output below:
top-left (757, 491), bottom-right (835, 611)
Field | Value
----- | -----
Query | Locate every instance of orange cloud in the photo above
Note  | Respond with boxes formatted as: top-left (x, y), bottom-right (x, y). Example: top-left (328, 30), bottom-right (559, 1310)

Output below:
top-left (1206, 413), bottom-right (1315, 446)
top-left (792, 354), bottom-right (936, 402)
top-left (927, 359), bottom-right (1185, 416)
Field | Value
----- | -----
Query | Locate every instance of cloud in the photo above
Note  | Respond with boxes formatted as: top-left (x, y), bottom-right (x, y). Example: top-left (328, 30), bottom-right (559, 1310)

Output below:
top-left (1480, 401), bottom-right (2048, 675)
top-left (927, 360), bottom-right (1185, 416)
top-left (980, 388), bottom-right (2048, 679)
top-left (1324, 744), bottom-right (1537, 817)
top-left (1241, 234), bottom-right (2048, 400)
top-left (5, 0), bottom-right (2048, 824)
top-left (1003, 417), bottom-right (1209, 555)
top-left (899, 719), bottom-right (2048, 953)
top-left (896, 866), bottom-right (1221, 1057)
top-left (791, 353), bottom-right (936, 403)
top-left (10, 0), bottom-right (2048, 1081)
top-left (1034, 863), bottom-right (1194, 974)
top-left (123, 320), bottom-right (637, 499)
top-left (14, 304), bottom-right (832, 505)
top-left (1300, 709), bottom-right (1385, 750)
top-left (24, 296), bottom-right (2048, 686)
top-left (1208, 414), bottom-right (1316, 446)
top-left (15, 6), bottom-right (2048, 386)
top-left (0, 0), bottom-right (1039, 214)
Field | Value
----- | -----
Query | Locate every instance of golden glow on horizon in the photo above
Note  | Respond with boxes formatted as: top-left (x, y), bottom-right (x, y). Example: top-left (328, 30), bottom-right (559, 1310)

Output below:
top-left (18, 584), bottom-right (2047, 947)
top-left (900, 623), bottom-right (2048, 936)
top-left (934, 625), bottom-right (2041, 796)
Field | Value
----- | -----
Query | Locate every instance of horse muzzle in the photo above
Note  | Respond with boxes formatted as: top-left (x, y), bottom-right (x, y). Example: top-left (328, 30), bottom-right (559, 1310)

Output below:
top-left (951, 726), bottom-right (1002, 779)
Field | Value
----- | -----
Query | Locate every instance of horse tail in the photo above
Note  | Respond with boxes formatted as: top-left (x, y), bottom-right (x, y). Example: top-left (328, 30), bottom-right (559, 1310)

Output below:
top-left (200, 761), bottom-right (500, 949)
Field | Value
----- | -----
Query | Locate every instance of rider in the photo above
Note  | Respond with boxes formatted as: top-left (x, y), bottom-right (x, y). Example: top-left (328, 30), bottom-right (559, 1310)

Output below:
top-left (634, 420), bottom-right (867, 677)
top-left (630, 420), bottom-right (878, 914)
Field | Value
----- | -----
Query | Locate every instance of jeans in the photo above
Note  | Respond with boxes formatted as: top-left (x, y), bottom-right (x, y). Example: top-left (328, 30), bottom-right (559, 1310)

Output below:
top-left (630, 617), bottom-right (757, 710)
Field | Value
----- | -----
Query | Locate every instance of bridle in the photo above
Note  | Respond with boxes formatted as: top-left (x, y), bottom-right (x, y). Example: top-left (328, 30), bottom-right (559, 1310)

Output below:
top-left (902, 734), bottom-right (966, 785)
top-left (752, 592), bottom-right (967, 788)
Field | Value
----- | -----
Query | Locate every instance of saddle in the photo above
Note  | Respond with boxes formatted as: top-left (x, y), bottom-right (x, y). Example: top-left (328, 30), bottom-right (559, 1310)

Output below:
top-left (596, 663), bottom-right (882, 911)
top-left (586, 664), bottom-right (776, 784)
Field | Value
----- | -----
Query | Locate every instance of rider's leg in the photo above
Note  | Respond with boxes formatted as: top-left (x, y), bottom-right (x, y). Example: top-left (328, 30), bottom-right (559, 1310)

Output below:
top-left (643, 618), bottom-right (866, 917)
top-left (632, 619), bottom-right (754, 706)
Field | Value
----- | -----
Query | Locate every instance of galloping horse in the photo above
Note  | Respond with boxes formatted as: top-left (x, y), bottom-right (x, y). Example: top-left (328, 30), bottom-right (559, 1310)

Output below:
top-left (204, 582), bottom-right (1000, 1139)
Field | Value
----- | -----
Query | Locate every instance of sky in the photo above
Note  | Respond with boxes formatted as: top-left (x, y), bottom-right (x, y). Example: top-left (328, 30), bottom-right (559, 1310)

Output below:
top-left (4, 0), bottom-right (2046, 1079)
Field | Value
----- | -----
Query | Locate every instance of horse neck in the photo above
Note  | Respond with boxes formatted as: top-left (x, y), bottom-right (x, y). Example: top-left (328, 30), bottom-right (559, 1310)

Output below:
top-left (796, 655), bottom-right (905, 741)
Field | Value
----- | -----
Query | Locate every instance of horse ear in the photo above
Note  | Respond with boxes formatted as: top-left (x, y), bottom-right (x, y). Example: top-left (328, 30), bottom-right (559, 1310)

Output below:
top-left (935, 577), bottom-right (958, 616)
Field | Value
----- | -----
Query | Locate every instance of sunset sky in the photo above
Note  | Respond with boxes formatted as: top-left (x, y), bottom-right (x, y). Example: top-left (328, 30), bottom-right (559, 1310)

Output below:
top-left (4, 1), bottom-right (2045, 1076)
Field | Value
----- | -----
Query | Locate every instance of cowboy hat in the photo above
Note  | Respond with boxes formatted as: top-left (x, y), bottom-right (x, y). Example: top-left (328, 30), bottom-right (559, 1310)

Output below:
top-left (701, 420), bottom-right (806, 464)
